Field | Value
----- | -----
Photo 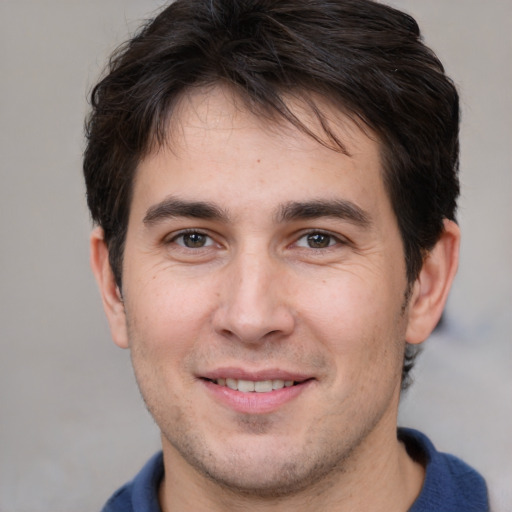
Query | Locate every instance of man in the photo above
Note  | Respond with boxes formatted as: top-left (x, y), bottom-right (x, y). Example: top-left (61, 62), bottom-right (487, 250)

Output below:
top-left (84, 0), bottom-right (489, 510)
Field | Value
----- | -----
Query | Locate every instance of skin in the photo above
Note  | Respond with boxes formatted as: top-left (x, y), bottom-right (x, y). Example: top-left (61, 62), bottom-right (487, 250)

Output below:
top-left (91, 86), bottom-right (460, 511)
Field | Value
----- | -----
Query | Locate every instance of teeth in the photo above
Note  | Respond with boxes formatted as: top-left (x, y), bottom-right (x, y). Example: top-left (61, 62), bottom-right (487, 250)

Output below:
top-left (226, 378), bottom-right (237, 390)
top-left (254, 380), bottom-right (272, 392)
top-left (272, 379), bottom-right (285, 390)
top-left (238, 379), bottom-right (255, 392)
top-left (215, 378), bottom-right (296, 392)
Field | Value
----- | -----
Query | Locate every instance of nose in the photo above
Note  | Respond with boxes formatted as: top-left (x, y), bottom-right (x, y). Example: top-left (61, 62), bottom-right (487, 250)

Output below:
top-left (212, 249), bottom-right (295, 345)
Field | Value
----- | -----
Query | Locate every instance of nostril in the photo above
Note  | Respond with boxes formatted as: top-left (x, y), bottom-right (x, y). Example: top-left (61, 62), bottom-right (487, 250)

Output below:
top-left (212, 297), bottom-right (296, 344)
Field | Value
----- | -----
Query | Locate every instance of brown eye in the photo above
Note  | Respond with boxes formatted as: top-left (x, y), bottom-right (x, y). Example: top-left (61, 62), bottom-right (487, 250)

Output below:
top-left (296, 232), bottom-right (338, 249)
top-left (307, 233), bottom-right (332, 248)
top-left (174, 232), bottom-right (213, 248)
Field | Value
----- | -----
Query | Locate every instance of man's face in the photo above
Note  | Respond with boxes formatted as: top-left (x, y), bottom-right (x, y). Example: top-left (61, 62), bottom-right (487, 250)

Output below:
top-left (114, 87), bottom-right (413, 495)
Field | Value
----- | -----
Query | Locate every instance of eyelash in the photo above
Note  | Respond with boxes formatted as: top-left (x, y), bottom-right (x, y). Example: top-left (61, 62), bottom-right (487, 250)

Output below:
top-left (293, 230), bottom-right (347, 250)
top-left (166, 229), bottom-right (346, 252)
top-left (167, 229), bottom-right (216, 249)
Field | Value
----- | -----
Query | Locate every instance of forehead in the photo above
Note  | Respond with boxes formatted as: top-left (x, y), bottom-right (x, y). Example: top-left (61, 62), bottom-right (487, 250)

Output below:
top-left (166, 85), bottom-right (375, 157)
top-left (131, 85), bottom-right (391, 224)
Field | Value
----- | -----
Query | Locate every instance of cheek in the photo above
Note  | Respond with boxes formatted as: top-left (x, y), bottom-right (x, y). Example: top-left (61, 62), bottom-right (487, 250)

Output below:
top-left (301, 270), bottom-right (403, 333)
top-left (125, 279), bottom-right (207, 409)
top-left (297, 271), bottom-right (407, 374)
top-left (125, 272), bottom-right (216, 360)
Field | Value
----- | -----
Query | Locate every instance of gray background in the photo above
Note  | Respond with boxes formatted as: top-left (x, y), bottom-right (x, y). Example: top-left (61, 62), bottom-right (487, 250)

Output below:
top-left (0, 1), bottom-right (510, 510)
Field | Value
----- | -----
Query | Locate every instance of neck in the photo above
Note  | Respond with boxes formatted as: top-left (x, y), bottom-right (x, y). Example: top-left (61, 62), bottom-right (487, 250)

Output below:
top-left (158, 414), bottom-right (424, 512)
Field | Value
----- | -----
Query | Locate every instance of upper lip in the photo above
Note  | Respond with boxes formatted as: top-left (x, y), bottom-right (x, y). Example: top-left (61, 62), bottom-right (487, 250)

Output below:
top-left (199, 367), bottom-right (313, 382)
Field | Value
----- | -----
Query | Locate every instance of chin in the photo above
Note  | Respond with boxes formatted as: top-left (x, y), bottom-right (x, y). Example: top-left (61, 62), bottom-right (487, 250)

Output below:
top-left (200, 458), bottom-right (338, 499)
top-left (167, 430), bottom-right (349, 499)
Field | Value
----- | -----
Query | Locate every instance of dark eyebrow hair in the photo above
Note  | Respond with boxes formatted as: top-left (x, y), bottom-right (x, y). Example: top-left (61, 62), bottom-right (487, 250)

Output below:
top-left (143, 197), bottom-right (229, 225)
top-left (276, 200), bottom-right (371, 227)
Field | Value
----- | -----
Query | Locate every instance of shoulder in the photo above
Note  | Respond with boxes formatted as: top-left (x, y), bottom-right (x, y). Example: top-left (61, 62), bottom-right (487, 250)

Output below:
top-left (101, 452), bottom-right (164, 512)
top-left (399, 428), bottom-right (489, 512)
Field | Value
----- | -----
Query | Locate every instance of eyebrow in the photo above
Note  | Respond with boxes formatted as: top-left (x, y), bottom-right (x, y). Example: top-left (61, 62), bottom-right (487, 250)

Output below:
top-left (276, 200), bottom-right (371, 227)
top-left (143, 197), bottom-right (371, 229)
top-left (143, 197), bottom-right (229, 225)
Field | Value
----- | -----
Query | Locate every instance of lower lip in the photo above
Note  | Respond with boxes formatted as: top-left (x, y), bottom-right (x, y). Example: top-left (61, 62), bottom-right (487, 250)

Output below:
top-left (202, 380), bottom-right (313, 414)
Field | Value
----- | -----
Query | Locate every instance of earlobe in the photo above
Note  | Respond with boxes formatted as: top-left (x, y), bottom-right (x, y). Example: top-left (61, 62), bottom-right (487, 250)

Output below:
top-left (90, 227), bottom-right (130, 349)
top-left (405, 220), bottom-right (460, 345)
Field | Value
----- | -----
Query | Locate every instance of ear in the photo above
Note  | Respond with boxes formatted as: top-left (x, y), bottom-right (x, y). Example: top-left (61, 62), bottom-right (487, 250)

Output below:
top-left (405, 219), bottom-right (460, 345)
top-left (90, 227), bottom-right (130, 349)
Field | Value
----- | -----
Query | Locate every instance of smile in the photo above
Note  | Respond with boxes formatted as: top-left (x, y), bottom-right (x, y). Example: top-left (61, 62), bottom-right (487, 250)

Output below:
top-left (202, 374), bottom-right (314, 413)
top-left (212, 378), bottom-right (295, 393)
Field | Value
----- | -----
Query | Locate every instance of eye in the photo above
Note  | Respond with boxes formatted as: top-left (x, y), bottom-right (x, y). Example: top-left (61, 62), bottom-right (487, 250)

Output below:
top-left (295, 231), bottom-right (340, 249)
top-left (172, 231), bottom-right (214, 248)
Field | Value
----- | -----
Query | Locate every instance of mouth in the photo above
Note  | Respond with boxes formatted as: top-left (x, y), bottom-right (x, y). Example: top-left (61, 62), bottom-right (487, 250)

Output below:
top-left (204, 378), bottom-right (299, 393)
top-left (200, 373), bottom-right (314, 413)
